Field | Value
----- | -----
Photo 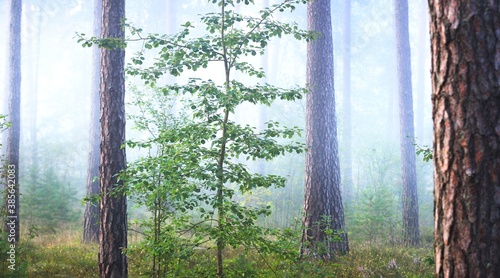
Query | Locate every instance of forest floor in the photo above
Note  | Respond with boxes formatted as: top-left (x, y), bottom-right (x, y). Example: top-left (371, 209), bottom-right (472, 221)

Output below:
top-left (1, 228), bottom-right (434, 277)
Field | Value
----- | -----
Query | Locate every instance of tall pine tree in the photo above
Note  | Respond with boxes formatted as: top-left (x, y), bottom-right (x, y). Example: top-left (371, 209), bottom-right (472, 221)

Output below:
top-left (98, 0), bottom-right (128, 276)
top-left (394, 0), bottom-right (420, 246)
top-left (301, 0), bottom-right (348, 258)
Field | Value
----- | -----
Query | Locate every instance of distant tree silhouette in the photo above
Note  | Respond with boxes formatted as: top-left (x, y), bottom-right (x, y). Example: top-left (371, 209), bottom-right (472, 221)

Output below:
top-left (83, 0), bottom-right (101, 244)
top-left (394, 0), bottom-right (420, 246)
top-left (4, 0), bottom-right (22, 243)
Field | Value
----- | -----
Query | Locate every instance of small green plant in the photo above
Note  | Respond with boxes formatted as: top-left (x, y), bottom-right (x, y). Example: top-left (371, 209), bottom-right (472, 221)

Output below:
top-left (22, 167), bottom-right (80, 231)
top-left (350, 185), bottom-right (399, 245)
top-left (124, 85), bottom-right (202, 277)
top-left (346, 147), bottom-right (402, 245)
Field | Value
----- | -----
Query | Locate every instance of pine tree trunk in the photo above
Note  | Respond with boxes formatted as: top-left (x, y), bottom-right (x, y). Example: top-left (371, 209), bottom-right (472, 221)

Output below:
top-left (83, 0), bottom-right (102, 244)
top-left (301, 0), bottom-right (348, 259)
top-left (394, 0), bottom-right (420, 246)
top-left (99, 0), bottom-right (128, 276)
top-left (430, 1), bottom-right (500, 276)
top-left (4, 0), bottom-right (22, 243)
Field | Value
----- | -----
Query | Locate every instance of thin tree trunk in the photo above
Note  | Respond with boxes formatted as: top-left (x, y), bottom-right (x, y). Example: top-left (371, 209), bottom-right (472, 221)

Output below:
top-left (387, 64), bottom-right (398, 143)
top-left (394, 0), bottom-right (420, 246)
top-left (83, 0), bottom-right (102, 244)
top-left (301, 0), bottom-right (348, 259)
top-left (217, 2), bottom-right (230, 274)
top-left (415, 1), bottom-right (427, 143)
top-left (342, 0), bottom-right (352, 206)
top-left (28, 3), bottom-right (42, 185)
top-left (430, 1), bottom-right (500, 276)
top-left (99, 0), bottom-right (128, 276)
top-left (4, 0), bottom-right (22, 243)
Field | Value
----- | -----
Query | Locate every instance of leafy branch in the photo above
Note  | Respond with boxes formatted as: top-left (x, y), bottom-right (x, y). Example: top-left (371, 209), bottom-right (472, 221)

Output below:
top-left (414, 139), bottom-right (433, 162)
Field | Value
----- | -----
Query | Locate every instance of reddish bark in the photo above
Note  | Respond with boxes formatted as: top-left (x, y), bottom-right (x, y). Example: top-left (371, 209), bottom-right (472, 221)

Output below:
top-left (430, 1), bottom-right (500, 276)
top-left (99, 0), bottom-right (128, 277)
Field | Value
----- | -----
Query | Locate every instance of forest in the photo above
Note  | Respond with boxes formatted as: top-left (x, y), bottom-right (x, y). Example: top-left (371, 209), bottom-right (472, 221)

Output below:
top-left (0, 0), bottom-right (498, 277)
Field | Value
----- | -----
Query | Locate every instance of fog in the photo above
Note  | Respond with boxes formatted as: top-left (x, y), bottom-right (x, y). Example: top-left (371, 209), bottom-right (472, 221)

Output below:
top-left (1, 0), bottom-right (433, 247)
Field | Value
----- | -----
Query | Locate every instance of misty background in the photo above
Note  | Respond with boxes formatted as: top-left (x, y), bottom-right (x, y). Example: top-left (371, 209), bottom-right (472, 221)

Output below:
top-left (0, 0), bottom-right (433, 240)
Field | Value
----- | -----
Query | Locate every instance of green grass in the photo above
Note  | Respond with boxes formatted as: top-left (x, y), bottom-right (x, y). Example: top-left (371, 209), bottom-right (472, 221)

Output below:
top-left (330, 244), bottom-right (434, 277)
top-left (9, 230), bottom-right (98, 278)
top-left (1, 229), bottom-right (434, 277)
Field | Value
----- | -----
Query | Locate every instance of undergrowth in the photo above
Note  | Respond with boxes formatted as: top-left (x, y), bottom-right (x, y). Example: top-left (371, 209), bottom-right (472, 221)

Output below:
top-left (0, 228), bottom-right (434, 277)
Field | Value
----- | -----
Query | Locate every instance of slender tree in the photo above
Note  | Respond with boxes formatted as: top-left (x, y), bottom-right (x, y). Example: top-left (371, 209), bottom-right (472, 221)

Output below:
top-left (83, 0), bottom-right (102, 244)
top-left (27, 3), bottom-right (42, 186)
top-left (342, 0), bottom-right (352, 205)
top-left (415, 0), bottom-right (427, 143)
top-left (4, 0), bottom-right (22, 243)
top-left (99, 0), bottom-right (128, 276)
top-left (430, 1), bottom-right (500, 276)
top-left (394, 0), bottom-right (420, 246)
top-left (301, 0), bottom-right (348, 258)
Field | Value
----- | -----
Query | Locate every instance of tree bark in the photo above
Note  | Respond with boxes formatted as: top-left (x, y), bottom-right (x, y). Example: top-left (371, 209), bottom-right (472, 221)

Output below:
top-left (83, 0), bottom-right (102, 244)
top-left (301, 0), bottom-right (348, 258)
top-left (4, 0), bottom-right (22, 243)
top-left (430, 1), bottom-right (500, 276)
top-left (394, 0), bottom-right (420, 246)
top-left (99, 0), bottom-right (128, 277)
